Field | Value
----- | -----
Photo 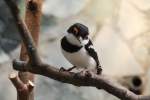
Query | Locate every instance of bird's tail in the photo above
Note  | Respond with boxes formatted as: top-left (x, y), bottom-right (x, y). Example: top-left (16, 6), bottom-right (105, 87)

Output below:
top-left (97, 65), bottom-right (102, 75)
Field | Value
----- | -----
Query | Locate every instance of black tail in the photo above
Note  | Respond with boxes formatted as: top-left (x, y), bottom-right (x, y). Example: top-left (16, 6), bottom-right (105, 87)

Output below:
top-left (97, 66), bottom-right (102, 75)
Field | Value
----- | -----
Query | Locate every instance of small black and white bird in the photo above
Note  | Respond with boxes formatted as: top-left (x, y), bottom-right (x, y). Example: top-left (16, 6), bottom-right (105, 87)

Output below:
top-left (61, 23), bottom-right (102, 74)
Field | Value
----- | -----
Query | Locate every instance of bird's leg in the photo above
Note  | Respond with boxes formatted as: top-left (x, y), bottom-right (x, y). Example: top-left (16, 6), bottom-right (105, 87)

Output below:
top-left (59, 66), bottom-right (76, 72)
top-left (66, 66), bottom-right (76, 71)
top-left (97, 66), bottom-right (102, 75)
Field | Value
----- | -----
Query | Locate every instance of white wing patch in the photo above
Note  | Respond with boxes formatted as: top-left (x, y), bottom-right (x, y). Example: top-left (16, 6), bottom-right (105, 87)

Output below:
top-left (89, 45), bottom-right (94, 49)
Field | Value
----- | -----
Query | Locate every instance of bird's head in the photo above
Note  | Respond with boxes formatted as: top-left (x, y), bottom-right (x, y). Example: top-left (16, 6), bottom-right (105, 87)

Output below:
top-left (67, 23), bottom-right (89, 44)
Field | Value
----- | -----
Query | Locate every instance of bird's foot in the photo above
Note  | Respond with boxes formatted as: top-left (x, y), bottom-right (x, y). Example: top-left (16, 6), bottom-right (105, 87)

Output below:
top-left (67, 66), bottom-right (76, 71)
top-left (80, 69), bottom-right (93, 78)
top-left (59, 67), bottom-right (67, 72)
top-left (59, 66), bottom-right (76, 72)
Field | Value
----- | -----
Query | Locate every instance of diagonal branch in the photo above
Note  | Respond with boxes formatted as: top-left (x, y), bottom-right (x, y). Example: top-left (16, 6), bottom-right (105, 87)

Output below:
top-left (4, 0), bottom-right (41, 64)
top-left (13, 60), bottom-right (150, 100)
top-left (4, 0), bottom-right (150, 100)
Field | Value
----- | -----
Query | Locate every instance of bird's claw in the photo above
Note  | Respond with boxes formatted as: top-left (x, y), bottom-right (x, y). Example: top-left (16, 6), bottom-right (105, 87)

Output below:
top-left (59, 67), bottom-right (67, 72)
top-left (74, 70), bottom-right (92, 79)
top-left (80, 70), bottom-right (92, 78)
top-left (59, 66), bottom-right (76, 72)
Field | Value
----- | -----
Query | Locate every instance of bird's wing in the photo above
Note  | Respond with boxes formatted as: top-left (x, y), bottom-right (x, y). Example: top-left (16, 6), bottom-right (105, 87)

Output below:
top-left (84, 40), bottom-right (100, 67)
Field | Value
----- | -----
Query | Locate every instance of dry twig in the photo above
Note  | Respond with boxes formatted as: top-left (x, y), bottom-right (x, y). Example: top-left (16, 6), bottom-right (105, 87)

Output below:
top-left (9, 73), bottom-right (34, 100)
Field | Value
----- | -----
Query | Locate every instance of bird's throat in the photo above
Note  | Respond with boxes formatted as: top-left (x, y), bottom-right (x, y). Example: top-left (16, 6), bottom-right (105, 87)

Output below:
top-left (66, 34), bottom-right (81, 46)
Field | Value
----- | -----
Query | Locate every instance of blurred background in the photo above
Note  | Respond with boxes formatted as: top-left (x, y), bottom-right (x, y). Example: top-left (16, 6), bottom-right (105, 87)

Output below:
top-left (0, 0), bottom-right (150, 100)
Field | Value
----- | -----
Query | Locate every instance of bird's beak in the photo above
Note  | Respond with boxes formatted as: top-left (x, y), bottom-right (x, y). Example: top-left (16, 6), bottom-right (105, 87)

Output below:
top-left (77, 37), bottom-right (82, 43)
top-left (76, 36), bottom-right (82, 44)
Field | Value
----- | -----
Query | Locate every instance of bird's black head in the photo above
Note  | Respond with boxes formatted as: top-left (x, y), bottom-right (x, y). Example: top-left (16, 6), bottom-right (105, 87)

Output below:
top-left (67, 23), bottom-right (89, 40)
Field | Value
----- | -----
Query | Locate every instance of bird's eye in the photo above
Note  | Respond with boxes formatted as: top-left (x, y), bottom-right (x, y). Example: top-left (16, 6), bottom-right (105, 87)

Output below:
top-left (73, 27), bottom-right (78, 34)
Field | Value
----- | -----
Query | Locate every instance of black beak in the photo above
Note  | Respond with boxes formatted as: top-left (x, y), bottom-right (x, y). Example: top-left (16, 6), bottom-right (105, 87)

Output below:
top-left (76, 36), bottom-right (81, 44)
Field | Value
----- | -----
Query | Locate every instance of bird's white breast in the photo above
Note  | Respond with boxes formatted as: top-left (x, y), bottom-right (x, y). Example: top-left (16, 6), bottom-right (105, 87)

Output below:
top-left (61, 47), bottom-right (96, 69)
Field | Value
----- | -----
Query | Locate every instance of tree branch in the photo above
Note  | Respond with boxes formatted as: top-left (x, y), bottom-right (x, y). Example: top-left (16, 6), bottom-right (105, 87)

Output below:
top-left (13, 60), bottom-right (150, 100)
top-left (9, 73), bottom-right (34, 92)
top-left (6, 0), bottom-right (43, 100)
top-left (4, 0), bottom-right (41, 64)
top-left (9, 73), bottom-right (34, 100)
top-left (4, 0), bottom-right (150, 100)
top-left (18, 0), bottom-right (42, 100)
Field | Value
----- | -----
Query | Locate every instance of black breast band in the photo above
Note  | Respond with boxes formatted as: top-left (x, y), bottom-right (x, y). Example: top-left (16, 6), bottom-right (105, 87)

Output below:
top-left (61, 37), bottom-right (82, 53)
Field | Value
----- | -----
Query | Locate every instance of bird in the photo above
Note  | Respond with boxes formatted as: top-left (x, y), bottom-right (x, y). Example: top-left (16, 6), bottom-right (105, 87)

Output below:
top-left (60, 23), bottom-right (102, 74)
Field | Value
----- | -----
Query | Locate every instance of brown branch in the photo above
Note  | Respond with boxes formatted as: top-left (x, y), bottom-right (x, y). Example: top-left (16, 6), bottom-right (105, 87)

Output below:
top-left (9, 73), bottom-right (28, 92)
top-left (6, 0), bottom-right (42, 100)
top-left (20, 0), bottom-right (42, 64)
top-left (18, 0), bottom-right (42, 100)
top-left (4, 0), bottom-right (150, 100)
top-left (4, 0), bottom-right (41, 63)
top-left (9, 73), bottom-right (34, 100)
top-left (13, 60), bottom-right (150, 100)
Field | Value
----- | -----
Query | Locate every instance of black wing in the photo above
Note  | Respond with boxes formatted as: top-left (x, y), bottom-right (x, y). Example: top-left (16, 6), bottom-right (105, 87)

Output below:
top-left (84, 40), bottom-right (100, 67)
